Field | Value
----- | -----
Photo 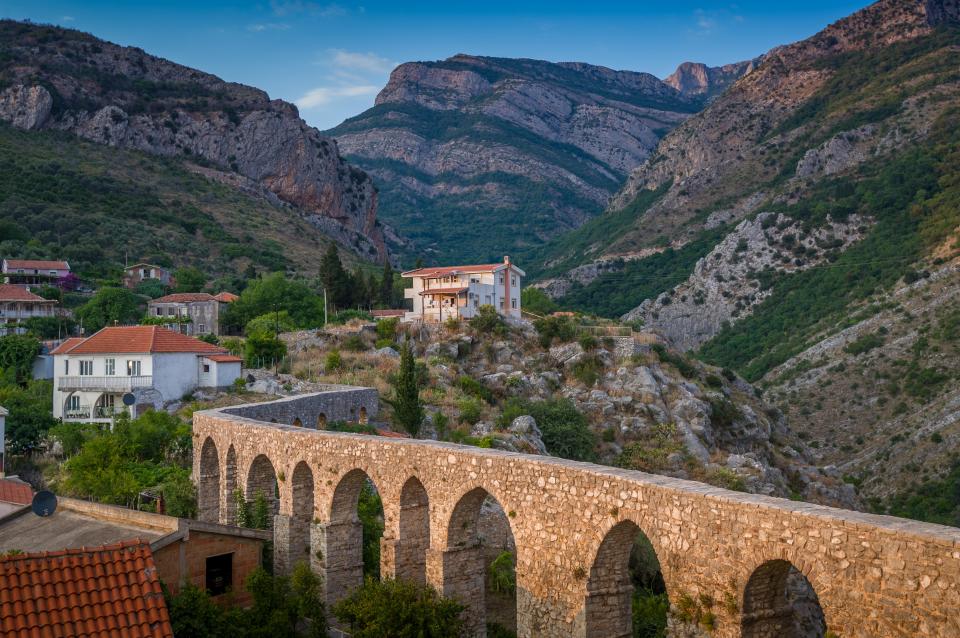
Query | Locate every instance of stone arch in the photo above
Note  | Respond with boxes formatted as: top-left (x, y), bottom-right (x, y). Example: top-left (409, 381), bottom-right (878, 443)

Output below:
top-left (222, 445), bottom-right (238, 525)
top-left (395, 476), bottom-right (430, 584)
top-left (317, 413), bottom-right (327, 429)
top-left (359, 406), bottom-right (368, 424)
top-left (584, 520), bottom-right (667, 638)
top-left (742, 559), bottom-right (826, 638)
top-left (293, 417), bottom-right (303, 428)
top-left (443, 486), bottom-right (518, 637)
top-left (283, 461), bottom-right (314, 573)
top-left (323, 468), bottom-right (383, 605)
top-left (197, 437), bottom-right (220, 523)
top-left (245, 454), bottom-right (279, 529)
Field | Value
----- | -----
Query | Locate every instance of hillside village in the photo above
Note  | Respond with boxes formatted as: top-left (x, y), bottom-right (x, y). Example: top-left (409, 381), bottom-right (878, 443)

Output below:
top-left (0, 1), bottom-right (958, 637)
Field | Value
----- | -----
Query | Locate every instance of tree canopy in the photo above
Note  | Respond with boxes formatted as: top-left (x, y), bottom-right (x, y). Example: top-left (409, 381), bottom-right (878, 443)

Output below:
top-left (75, 287), bottom-right (142, 332)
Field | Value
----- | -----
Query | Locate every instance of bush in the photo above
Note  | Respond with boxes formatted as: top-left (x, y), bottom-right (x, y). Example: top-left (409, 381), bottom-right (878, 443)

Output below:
top-left (844, 332), bottom-right (885, 355)
top-left (571, 354), bottom-right (604, 387)
top-left (245, 310), bottom-right (296, 336)
top-left (650, 344), bottom-right (696, 378)
top-left (375, 317), bottom-right (398, 341)
top-left (520, 287), bottom-right (558, 316)
top-left (469, 305), bottom-right (505, 335)
top-left (375, 338), bottom-right (395, 350)
top-left (533, 315), bottom-right (576, 347)
top-left (75, 287), bottom-right (142, 332)
top-left (244, 330), bottom-right (287, 368)
top-left (457, 397), bottom-right (483, 425)
top-left (0, 379), bottom-right (56, 455)
top-left (343, 334), bottom-right (367, 352)
top-left (578, 333), bottom-right (598, 351)
top-left (498, 398), bottom-right (596, 461)
top-left (456, 375), bottom-right (494, 403)
top-left (633, 590), bottom-right (669, 638)
top-left (333, 578), bottom-right (464, 638)
top-left (325, 349), bottom-right (343, 372)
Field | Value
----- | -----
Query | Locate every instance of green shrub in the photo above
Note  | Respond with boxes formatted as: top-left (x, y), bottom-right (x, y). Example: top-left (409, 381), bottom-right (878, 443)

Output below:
top-left (578, 333), bottom-right (598, 351)
top-left (375, 317), bottom-right (399, 340)
top-left (457, 397), bottom-right (483, 425)
top-left (533, 315), bottom-right (577, 347)
top-left (469, 305), bottom-right (506, 335)
top-left (244, 330), bottom-right (286, 367)
top-left (343, 334), bottom-right (367, 352)
top-left (245, 310), bottom-right (296, 336)
top-left (375, 338), bottom-right (395, 350)
top-left (488, 551), bottom-right (516, 596)
top-left (844, 332), bottom-right (885, 355)
top-left (497, 398), bottom-right (596, 461)
top-left (325, 349), bottom-right (343, 371)
top-left (632, 590), bottom-right (668, 638)
top-left (456, 375), bottom-right (494, 403)
top-left (333, 578), bottom-right (464, 638)
top-left (571, 354), bottom-right (604, 386)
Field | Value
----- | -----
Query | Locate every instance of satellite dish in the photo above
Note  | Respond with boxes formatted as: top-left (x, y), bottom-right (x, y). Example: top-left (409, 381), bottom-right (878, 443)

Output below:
top-left (122, 393), bottom-right (136, 406)
top-left (31, 491), bottom-right (57, 517)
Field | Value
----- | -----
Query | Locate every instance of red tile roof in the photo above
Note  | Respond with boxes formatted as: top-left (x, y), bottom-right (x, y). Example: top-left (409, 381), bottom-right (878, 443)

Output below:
top-left (418, 287), bottom-right (468, 295)
top-left (151, 293), bottom-right (215, 303)
top-left (2, 260), bottom-right (70, 271)
top-left (49, 338), bottom-right (86, 355)
top-left (205, 354), bottom-right (243, 363)
top-left (0, 285), bottom-right (55, 303)
top-left (402, 264), bottom-right (503, 278)
top-left (0, 479), bottom-right (32, 506)
top-left (66, 326), bottom-right (229, 355)
top-left (0, 540), bottom-right (173, 638)
top-left (213, 292), bottom-right (239, 303)
top-left (371, 309), bottom-right (406, 318)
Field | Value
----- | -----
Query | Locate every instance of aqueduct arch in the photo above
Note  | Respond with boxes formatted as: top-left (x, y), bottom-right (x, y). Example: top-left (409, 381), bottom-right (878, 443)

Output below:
top-left (245, 454), bottom-right (279, 528)
top-left (197, 437), bottom-right (220, 523)
top-left (742, 559), bottom-right (826, 638)
top-left (193, 389), bottom-right (960, 638)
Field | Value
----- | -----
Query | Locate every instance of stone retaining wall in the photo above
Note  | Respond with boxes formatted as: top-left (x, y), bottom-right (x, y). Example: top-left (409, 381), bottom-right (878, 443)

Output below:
top-left (193, 390), bottom-right (960, 638)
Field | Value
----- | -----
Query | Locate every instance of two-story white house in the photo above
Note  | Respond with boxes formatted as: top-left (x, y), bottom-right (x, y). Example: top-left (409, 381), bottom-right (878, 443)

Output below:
top-left (402, 256), bottom-right (524, 323)
top-left (0, 284), bottom-right (57, 336)
top-left (51, 325), bottom-right (242, 423)
top-left (1, 259), bottom-right (70, 286)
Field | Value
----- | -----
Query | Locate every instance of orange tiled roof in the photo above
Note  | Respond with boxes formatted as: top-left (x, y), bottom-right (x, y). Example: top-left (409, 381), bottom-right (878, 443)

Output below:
top-left (402, 264), bottom-right (503, 278)
top-left (0, 540), bottom-right (173, 638)
top-left (66, 326), bottom-right (228, 355)
top-left (0, 285), bottom-right (55, 303)
top-left (151, 293), bottom-right (214, 303)
top-left (371, 309), bottom-right (406, 317)
top-left (418, 287), bottom-right (468, 295)
top-left (213, 292), bottom-right (239, 303)
top-left (49, 338), bottom-right (86, 355)
top-left (206, 354), bottom-right (243, 363)
top-left (2, 260), bottom-right (69, 271)
top-left (0, 479), bottom-right (32, 506)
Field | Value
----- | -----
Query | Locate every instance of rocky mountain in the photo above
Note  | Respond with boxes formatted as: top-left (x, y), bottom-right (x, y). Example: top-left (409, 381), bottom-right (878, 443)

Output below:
top-left (329, 54), bottom-right (752, 264)
top-left (664, 58), bottom-right (761, 100)
top-left (0, 20), bottom-right (385, 261)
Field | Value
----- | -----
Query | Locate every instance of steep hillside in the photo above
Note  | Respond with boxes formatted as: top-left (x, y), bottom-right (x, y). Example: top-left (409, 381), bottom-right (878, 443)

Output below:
top-left (0, 122), bottom-right (369, 280)
top-left (329, 55), bottom-right (751, 264)
top-left (534, 0), bottom-right (960, 322)
top-left (0, 20), bottom-right (385, 261)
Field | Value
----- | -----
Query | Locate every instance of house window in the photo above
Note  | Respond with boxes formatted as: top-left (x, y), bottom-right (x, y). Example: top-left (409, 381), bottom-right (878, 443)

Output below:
top-left (64, 360), bottom-right (69, 375)
top-left (198, 323), bottom-right (206, 334)
top-left (511, 277), bottom-right (517, 287)
top-left (499, 275), bottom-right (504, 284)
top-left (512, 299), bottom-right (517, 309)
top-left (205, 553), bottom-right (233, 596)
top-left (203, 363), bottom-right (210, 373)
top-left (67, 395), bottom-right (80, 411)
top-left (105, 359), bottom-right (115, 375)
top-left (127, 360), bottom-right (141, 376)
top-left (79, 360), bottom-right (93, 376)
top-left (155, 308), bottom-right (162, 316)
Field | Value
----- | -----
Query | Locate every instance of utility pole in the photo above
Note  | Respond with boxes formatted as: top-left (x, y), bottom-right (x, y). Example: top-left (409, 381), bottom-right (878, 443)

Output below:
top-left (323, 288), bottom-right (328, 327)
top-left (273, 303), bottom-right (280, 375)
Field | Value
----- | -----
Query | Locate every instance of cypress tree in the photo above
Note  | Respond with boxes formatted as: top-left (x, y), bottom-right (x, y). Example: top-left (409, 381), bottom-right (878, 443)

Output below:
top-left (391, 341), bottom-right (423, 437)
top-left (318, 244), bottom-right (352, 308)
top-left (379, 259), bottom-right (395, 307)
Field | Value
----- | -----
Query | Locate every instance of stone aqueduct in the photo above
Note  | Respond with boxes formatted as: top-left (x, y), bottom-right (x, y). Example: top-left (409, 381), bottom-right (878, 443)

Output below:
top-left (192, 387), bottom-right (960, 637)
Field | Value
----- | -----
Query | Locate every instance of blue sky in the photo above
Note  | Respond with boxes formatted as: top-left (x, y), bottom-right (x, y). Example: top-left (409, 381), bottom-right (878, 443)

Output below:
top-left (1, 1), bottom-right (871, 130)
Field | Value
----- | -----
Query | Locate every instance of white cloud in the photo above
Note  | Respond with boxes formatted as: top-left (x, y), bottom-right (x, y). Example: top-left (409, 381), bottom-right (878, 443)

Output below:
top-left (328, 49), bottom-right (397, 74)
top-left (694, 9), bottom-right (717, 33)
top-left (295, 85), bottom-right (379, 109)
top-left (247, 22), bottom-right (291, 32)
top-left (61, 15), bottom-right (75, 22)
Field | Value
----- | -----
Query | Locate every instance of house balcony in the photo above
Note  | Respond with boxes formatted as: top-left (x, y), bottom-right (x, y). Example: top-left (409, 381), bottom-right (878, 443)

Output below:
top-left (57, 375), bottom-right (153, 392)
top-left (64, 406), bottom-right (92, 420)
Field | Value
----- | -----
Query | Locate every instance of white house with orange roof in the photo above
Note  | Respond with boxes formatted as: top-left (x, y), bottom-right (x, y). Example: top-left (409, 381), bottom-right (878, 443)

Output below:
top-left (51, 326), bottom-right (242, 423)
top-left (401, 256), bottom-right (524, 323)
top-left (0, 284), bottom-right (57, 336)
top-left (1, 259), bottom-right (70, 286)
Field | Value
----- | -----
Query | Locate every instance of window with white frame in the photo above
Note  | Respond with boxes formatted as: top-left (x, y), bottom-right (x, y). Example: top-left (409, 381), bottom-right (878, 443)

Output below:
top-left (105, 358), bottom-right (115, 375)
top-left (511, 299), bottom-right (517, 309)
top-left (127, 360), bottom-right (141, 376)
top-left (511, 276), bottom-right (517, 287)
top-left (67, 395), bottom-right (80, 410)
top-left (198, 323), bottom-right (206, 333)
top-left (79, 360), bottom-right (93, 376)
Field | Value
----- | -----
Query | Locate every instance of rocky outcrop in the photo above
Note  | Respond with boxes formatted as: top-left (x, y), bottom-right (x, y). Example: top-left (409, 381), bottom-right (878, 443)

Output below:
top-left (330, 54), bottom-right (749, 263)
top-left (623, 212), bottom-right (866, 350)
top-left (0, 20), bottom-right (384, 259)
top-left (664, 58), bottom-right (761, 99)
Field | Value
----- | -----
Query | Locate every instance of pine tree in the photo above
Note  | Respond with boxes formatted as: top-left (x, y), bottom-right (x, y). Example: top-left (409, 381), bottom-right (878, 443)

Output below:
top-left (318, 244), bottom-right (352, 309)
top-left (379, 259), bottom-right (395, 307)
top-left (391, 341), bottom-right (423, 437)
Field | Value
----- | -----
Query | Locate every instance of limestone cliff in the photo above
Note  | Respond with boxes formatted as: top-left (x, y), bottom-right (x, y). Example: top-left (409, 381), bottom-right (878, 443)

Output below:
top-left (0, 20), bottom-right (384, 260)
top-left (329, 54), bottom-right (751, 264)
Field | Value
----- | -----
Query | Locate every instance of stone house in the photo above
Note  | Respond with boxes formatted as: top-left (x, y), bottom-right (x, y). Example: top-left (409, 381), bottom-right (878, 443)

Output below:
top-left (402, 256), bottom-right (524, 323)
top-left (51, 325), bottom-right (242, 423)
top-left (0, 283), bottom-right (56, 336)
top-left (147, 292), bottom-right (237, 336)
top-left (123, 262), bottom-right (174, 289)
top-left (1, 259), bottom-right (70, 286)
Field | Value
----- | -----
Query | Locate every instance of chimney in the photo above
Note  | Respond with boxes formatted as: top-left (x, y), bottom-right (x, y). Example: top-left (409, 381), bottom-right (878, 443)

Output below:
top-left (504, 255), bottom-right (511, 266)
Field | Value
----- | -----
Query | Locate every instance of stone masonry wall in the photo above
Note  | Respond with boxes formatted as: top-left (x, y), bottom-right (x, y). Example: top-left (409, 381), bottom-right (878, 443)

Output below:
top-left (193, 391), bottom-right (960, 638)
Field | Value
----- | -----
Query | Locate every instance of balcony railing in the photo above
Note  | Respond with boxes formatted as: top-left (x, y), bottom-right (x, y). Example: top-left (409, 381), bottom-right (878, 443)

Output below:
top-left (57, 375), bottom-right (153, 392)
top-left (64, 406), bottom-right (92, 419)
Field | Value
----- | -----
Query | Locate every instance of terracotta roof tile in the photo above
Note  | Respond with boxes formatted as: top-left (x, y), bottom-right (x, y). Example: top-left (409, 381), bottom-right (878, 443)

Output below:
top-left (0, 479), bottom-right (32, 506)
top-left (402, 263), bottom-right (503, 278)
top-left (2, 260), bottom-right (69, 271)
top-left (212, 292), bottom-right (239, 303)
top-left (66, 326), bottom-right (228, 355)
top-left (205, 354), bottom-right (243, 363)
top-left (0, 540), bottom-right (173, 638)
top-left (418, 287), bottom-right (468, 295)
top-left (150, 293), bottom-right (214, 303)
top-left (370, 309), bottom-right (405, 317)
top-left (0, 285), bottom-right (55, 303)
top-left (48, 338), bottom-right (85, 355)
